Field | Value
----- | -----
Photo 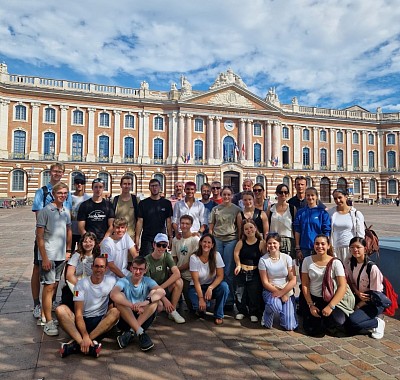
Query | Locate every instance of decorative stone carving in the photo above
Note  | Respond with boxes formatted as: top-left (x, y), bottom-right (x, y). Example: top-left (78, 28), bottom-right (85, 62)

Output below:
top-left (265, 87), bottom-right (280, 106)
top-left (208, 90), bottom-right (253, 108)
top-left (209, 68), bottom-right (247, 90)
top-left (140, 81), bottom-right (149, 90)
top-left (180, 76), bottom-right (192, 97)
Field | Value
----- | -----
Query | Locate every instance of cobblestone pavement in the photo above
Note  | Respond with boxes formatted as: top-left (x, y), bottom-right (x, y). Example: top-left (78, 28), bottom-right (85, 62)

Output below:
top-left (0, 205), bottom-right (399, 380)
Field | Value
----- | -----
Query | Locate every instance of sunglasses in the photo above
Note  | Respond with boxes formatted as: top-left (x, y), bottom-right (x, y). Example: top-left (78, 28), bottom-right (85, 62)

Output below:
top-left (156, 243), bottom-right (168, 248)
top-left (92, 178), bottom-right (104, 184)
top-left (74, 181), bottom-right (84, 185)
top-left (211, 187), bottom-right (221, 190)
top-left (277, 191), bottom-right (289, 195)
top-left (253, 188), bottom-right (263, 193)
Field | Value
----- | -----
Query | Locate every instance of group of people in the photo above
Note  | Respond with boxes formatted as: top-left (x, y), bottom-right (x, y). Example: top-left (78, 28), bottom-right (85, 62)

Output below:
top-left (30, 165), bottom-right (388, 360)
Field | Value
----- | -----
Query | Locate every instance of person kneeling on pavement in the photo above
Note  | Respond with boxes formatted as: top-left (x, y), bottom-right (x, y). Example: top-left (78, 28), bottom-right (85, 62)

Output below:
top-left (56, 256), bottom-right (120, 358)
top-left (110, 256), bottom-right (166, 351)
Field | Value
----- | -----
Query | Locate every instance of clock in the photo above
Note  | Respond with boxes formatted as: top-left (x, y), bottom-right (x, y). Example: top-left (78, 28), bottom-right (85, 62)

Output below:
top-left (224, 120), bottom-right (235, 132)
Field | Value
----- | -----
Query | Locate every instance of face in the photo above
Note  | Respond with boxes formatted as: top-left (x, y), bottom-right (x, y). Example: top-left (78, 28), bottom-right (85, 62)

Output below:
top-left (314, 237), bottom-right (329, 254)
top-left (92, 183), bottom-right (104, 197)
top-left (131, 263), bottom-right (147, 280)
top-left (242, 180), bottom-right (252, 191)
top-left (82, 237), bottom-right (96, 253)
top-left (306, 190), bottom-right (317, 206)
top-left (92, 258), bottom-right (107, 279)
top-left (200, 236), bottom-right (214, 253)
top-left (184, 185), bottom-right (196, 199)
top-left (180, 218), bottom-right (192, 233)
top-left (266, 237), bottom-right (280, 253)
top-left (201, 186), bottom-right (211, 201)
top-left (242, 194), bottom-right (254, 208)
top-left (221, 189), bottom-right (232, 204)
top-left (50, 167), bottom-right (64, 182)
top-left (174, 183), bottom-right (184, 195)
top-left (295, 179), bottom-right (307, 195)
top-left (349, 242), bottom-right (366, 261)
top-left (149, 182), bottom-right (160, 196)
top-left (211, 183), bottom-right (221, 197)
top-left (121, 179), bottom-right (132, 194)
top-left (113, 224), bottom-right (127, 238)
top-left (333, 191), bottom-right (347, 207)
top-left (243, 222), bottom-right (256, 237)
top-left (153, 240), bottom-right (168, 256)
top-left (53, 187), bottom-right (68, 204)
top-left (252, 186), bottom-right (264, 198)
top-left (276, 187), bottom-right (289, 199)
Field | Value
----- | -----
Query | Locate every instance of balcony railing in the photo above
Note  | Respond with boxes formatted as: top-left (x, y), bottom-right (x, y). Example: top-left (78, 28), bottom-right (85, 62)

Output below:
top-left (40, 154), bottom-right (57, 161)
top-left (122, 157), bottom-right (138, 164)
top-left (194, 159), bottom-right (206, 165)
top-left (282, 163), bottom-right (293, 169)
top-left (382, 167), bottom-right (399, 173)
top-left (353, 166), bottom-right (362, 172)
top-left (9, 152), bottom-right (28, 160)
top-left (151, 159), bottom-right (166, 165)
top-left (337, 166), bottom-right (345, 171)
top-left (302, 165), bottom-right (313, 170)
top-left (368, 167), bottom-right (376, 172)
top-left (69, 155), bottom-right (85, 162)
top-left (96, 156), bottom-right (110, 163)
top-left (320, 165), bottom-right (328, 170)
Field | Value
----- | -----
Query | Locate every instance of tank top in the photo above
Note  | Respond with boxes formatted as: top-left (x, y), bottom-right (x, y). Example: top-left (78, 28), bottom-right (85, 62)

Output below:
top-left (239, 239), bottom-right (262, 266)
top-left (241, 209), bottom-right (263, 234)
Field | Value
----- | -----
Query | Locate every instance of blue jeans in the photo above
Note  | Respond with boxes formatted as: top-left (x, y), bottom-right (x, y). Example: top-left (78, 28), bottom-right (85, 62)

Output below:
top-left (214, 238), bottom-right (237, 305)
top-left (188, 282), bottom-right (230, 319)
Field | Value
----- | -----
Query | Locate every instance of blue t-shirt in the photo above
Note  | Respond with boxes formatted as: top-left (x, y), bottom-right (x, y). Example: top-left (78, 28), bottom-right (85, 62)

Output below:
top-left (32, 182), bottom-right (72, 212)
top-left (115, 276), bottom-right (158, 303)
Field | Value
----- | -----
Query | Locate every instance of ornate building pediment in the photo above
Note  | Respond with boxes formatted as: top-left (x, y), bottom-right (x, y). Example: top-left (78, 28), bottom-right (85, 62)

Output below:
top-left (208, 89), bottom-right (254, 108)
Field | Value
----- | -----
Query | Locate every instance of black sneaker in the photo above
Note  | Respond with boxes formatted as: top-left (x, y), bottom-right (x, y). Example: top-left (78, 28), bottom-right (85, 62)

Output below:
top-left (117, 330), bottom-right (135, 349)
top-left (138, 332), bottom-right (154, 351)
top-left (88, 340), bottom-right (102, 358)
top-left (60, 341), bottom-right (79, 358)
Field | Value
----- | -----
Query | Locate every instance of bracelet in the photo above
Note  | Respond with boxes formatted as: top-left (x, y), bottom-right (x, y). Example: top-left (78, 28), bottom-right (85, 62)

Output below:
top-left (66, 249), bottom-right (72, 253)
top-left (208, 286), bottom-right (213, 290)
top-left (295, 248), bottom-right (301, 251)
top-left (145, 296), bottom-right (152, 304)
top-left (329, 304), bottom-right (336, 310)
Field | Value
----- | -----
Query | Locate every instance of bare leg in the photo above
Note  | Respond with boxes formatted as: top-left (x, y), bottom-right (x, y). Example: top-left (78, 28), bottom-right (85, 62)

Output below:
top-left (116, 302), bottom-right (157, 332)
top-left (169, 278), bottom-right (183, 309)
top-left (31, 265), bottom-right (40, 301)
top-left (89, 308), bottom-right (120, 340)
top-left (42, 283), bottom-right (56, 322)
top-left (56, 305), bottom-right (82, 342)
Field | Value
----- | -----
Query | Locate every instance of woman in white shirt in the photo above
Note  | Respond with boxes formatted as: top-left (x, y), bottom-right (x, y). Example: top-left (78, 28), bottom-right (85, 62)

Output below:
top-left (328, 189), bottom-right (365, 263)
top-left (188, 233), bottom-right (229, 325)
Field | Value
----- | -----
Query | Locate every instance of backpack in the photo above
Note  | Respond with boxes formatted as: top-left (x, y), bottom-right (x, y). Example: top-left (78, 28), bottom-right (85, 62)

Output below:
top-left (364, 223), bottom-right (379, 257)
top-left (41, 185), bottom-right (50, 208)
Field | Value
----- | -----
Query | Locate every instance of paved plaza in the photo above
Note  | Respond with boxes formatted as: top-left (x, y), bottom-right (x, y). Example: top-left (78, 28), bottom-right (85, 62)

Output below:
top-left (0, 204), bottom-right (399, 380)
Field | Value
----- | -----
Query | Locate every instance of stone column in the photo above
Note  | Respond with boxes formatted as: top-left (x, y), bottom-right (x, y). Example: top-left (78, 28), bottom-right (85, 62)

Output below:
top-left (293, 125), bottom-right (301, 169)
top-left (265, 121), bottom-right (272, 166)
top-left (29, 102), bottom-right (40, 160)
top-left (377, 131), bottom-right (384, 171)
top-left (272, 121), bottom-right (282, 167)
top-left (214, 116), bottom-right (221, 160)
top-left (245, 119), bottom-right (253, 161)
top-left (207, 116), bottom-right (214, 161)
top-left (177, 113), bottom-right (185, 160)
top-left (330, 128), bottom-right (336, 170)
top-left (346, 130), bottom-right (352, 171)
top-left (313, 127), bottom-right (319, 170)
top-left (167, 112), bottom-right (178, 164)
top-left (362, 131), bottom-right (368, 171)
top-left (58, 105), bottom-right (69, 161)
top-left (112, 110), bottom-right (121, 163)
top-left (86, 108), bottom-right (96, 162)
top-left (239, 118), bottom-right (245, 161)
top-left (0, 99), bottom-right (10, 158)
top-left (185, 114), bottom-right (193, 162)
top-left (142, 112), bottom-right (150, 164)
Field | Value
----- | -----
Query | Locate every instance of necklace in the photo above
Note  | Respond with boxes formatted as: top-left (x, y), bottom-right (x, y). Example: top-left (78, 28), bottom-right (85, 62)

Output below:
top-left (269, 254), bottom-right (280, 261)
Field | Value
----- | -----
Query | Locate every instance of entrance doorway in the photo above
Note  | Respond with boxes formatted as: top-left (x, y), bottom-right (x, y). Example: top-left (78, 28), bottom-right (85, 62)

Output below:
top-left (223, 171), bottom-right (240, 194)
top-left (320, 177), bottom-right (331, 203)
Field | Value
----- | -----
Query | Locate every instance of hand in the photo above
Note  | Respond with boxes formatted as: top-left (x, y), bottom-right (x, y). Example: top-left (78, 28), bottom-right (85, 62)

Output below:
top-left (234, 266), bottom-right (241, 276)
top-left (358, 292), bottom-right (370, 302)
top-left (42, 258), bottom-right (52, 271)
top-left (199, 297), bottom-right (206, 311)
top-left (296, 250), bottom-right (303, 265)
top-left (65, 251), bottom-right (71, 260)
top-left (309, 305), bottom-right (321, 318)
top-left (175, 232), bottom-right (182, 240)
top-left (163, 298), bottom-right (175, 313)
top-left (80, 335), bottom-right (93, 354)
top-left (321, 306), bottom-right (333, 317)
top-left (205, 287), bottom-right (213, 301)
top-left (271, 287), bottom-right (284, 298)
top-left (281, 294), bottom-right (289, 303)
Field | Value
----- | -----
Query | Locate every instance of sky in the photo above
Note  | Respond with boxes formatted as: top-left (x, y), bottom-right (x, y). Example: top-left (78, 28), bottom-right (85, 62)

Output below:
top-left (1, 0), bottom-right (400, 112)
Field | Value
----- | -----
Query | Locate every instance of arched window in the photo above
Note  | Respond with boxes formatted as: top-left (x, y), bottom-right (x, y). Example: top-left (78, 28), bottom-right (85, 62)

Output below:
top-left (15, 104), bottom-right (26, 120)
top-left (388, 179), bottom-right (397, 195)
top-left (124, 137), bottom-right (135, 161)
top-left (153, 138), bottom-right (164, 160)
top-left (320, 148), bottom-right (327, 168)
top-left (354, 179), bottom-right (361, 194)
top-left (73, 109), bottom-right (84, 125)
top-left (254, 143), bottom-right (261, 163)
top-left (196, 173), bottom-right (206, 190)
top-left (98, 172), bottom-right (109, 192)
top-left (353, 150), bottom-right (360, 170)
top-left (320, 130), bottom-right (327, 142)
top-left (368, 133), bottom-right (374, 145)
top-left (282, 126), bottom-right (289, 139)
top-left (352, 132), bottom-right (359, 144)
top-left (387, 133), bottom-right (395, 145)
top-left (337, 149), bottom-right (344, 169)
top-left (306, 177), bottom-right (313, 187)
top-left (256, 175), bottom-right (265, 188)
top-left (223, 136), bottom-right (235, 162)
top-left (125, 114), bottom-right (135, 129)
top-left (369, 179), bottom-right (376, 194)
top-left (194, 118), bottom-right (204, 132)
top-left (302, 147), bottom-right (310, 167)
top-left (368, 151), bottom-right (375, 171)
top-left (337, 177), bottom-right (347, 192)
top-left (154, 173), bottom-right (165, 192)
top-left (12, 170), bottom-right (25, 191)
top-left (14, 130), bottom-right (26, 158)
top-left (303, 129), bottom-right (310, 141)
top-left (42, 170), bottom-right (51, 186)
top-left (72, 134), bottom-right (83, 161)
top-left (337, 131), bottom-right (343, 143)
top-left (387, 151), bottom-right (396, 170)
top-left (282, 146), bottom-right (289, 167)
top-left (253, 123), bottom-right (262, 136)
top-left (194, 140), bottom-right (203, 161)
top-left (99, 112), bottom-right (109, 127)
top-left (99, 136), bottom-right (110, 162)
top-left (154, 116), bottom-right (164, 131)
top-left (283, 175), bottom-right (291, 188)
top-left (44, 132), bottom-right (55, 158)
top-left (45, 107), bottom-right (56, 123)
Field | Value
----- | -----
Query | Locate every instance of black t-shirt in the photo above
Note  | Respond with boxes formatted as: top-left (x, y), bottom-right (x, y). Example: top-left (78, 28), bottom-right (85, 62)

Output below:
top-left (137, 197), bottom-right (173, 242)
top-left (77, 198), bottom-right (115, 240)
top-left (288, 196), bottom-right (325, 210)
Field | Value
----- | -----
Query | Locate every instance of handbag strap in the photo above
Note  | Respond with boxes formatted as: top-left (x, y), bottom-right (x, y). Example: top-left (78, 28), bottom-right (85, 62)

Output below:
top-left (356, 262), bottom-right (366, 289)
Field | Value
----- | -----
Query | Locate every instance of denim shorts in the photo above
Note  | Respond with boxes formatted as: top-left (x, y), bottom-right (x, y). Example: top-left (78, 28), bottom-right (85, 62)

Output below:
top-left (39, 260), bottom-right (65, 285)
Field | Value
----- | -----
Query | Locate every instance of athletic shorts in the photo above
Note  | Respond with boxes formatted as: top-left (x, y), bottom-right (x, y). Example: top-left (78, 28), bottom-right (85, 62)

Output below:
top-left (83, 315), bottom-right (104, 333)
top-left (39, 260), bottom-right (65, 285)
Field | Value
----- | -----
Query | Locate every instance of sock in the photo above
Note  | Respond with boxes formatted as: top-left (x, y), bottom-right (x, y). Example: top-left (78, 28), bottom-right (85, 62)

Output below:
top-left (34, 299), bottom-right (40, 307)
top-left (136, 327), bottom-right (144, 336)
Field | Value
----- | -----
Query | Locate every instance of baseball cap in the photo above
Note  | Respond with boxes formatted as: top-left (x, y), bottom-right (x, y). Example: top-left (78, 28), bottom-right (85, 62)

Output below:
top-left (154, 233), bottom-right (169, 243)
top-left (74, 173), bottom-right (86, 184)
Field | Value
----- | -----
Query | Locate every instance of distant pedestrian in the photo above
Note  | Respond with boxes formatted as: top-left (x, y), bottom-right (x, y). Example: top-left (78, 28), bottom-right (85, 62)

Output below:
top-left (396, 197), bottom-right (399, 207)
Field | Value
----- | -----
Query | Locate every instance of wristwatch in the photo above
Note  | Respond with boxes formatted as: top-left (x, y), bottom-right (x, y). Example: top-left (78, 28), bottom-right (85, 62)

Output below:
top-left (329, 304), bottom-right (335, 310)
top-left (145, 296), bottom-right (152, 304)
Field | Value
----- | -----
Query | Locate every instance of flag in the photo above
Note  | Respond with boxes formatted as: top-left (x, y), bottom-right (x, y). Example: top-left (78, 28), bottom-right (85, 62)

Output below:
top-left (274, 157), bottom-right (279, 166)
top-left (73, 290), bottom-right (79, 297)
top-left (241, 143), bottom-right (245, 157)
top-left (186, 152), bottom-right (191, 163)
top-left (181, 153), bottom-right (186, 163)
top-left (234, 143), bottom-right (239, 159)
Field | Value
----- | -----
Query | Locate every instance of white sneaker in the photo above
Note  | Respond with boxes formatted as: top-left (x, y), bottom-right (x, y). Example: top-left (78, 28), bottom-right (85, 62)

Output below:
top-left (38, 317), bottom-right (58, 326)
top-left (168, 310), bottom-right (186, 324)
top-left (33, 304), bottom-right (41, 319)
top-left (235, 313), bottom-right (245, 320)
top-left (250, 315), bottom-right (258, 323)
top-left (260, 311), bottom-right (265, 327)
top-left (44, 320), bottom-right (59, 336)
top-left (371, 317), bottom-right (385, 339)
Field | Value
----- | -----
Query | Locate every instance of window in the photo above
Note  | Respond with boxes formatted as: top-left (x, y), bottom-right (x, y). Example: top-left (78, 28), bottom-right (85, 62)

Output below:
top-left (282, 146), bottom-right (289, 167)
top-left (352, 132), bottom-right (359, 144)
top-left (388, 179), bottom-right (397, 195)
top-left (42, 170), bottom-right (51, 186)
top-left (99, 112), bottom-right (109, 127)
top-left (154, 173), bottom-right (165, 191)
top-left (282, 176), bottom-right (290, 188)
top-left (282, 127), bottom-right (289, 139)
top-left (72, 134), bottom-right (83, 161)
top-left (387, 151), bottom-right (396, 170)
top-left (256, 175), bottom-right (265, 188)
top-left (254, 143), bottom-right (261, 163)
top-left (320, 130), bottom-right (327, 142)
top-left (124, 137), bottom-right (135, 161)
top-left (223, 136), bottom-right (236, 162)
top-left (353, 150), bottom-right (360, 170)
top-left (195, 174), bottom-right (206, 190)
top-left (98, 172), bottom-right (109, 192)
top-left (337, 131), bottom-right (343, 143)
top-left (387, 133), bottom-right (395, 145)
top-left (15, 104), bottom-right (26, 120)
top-left (13, 130), bottom-right (26, 158)
top-left (354, 179), bottom-right (361, 194)
top-left (154, 116), bottom-right (164, 131)
top-left (44, 132), bottom-right (55, 157)
top-left (302, 147), bottom-right (310, 166)
top-left (12, 170), bottom-right (24, 191)
top-left (194, 140), bottom-right (203, 161)
top-left (125, 114), bottom-right (135, 129)
top-left (45, 107), bottom-right (56, 123)
top-left (99, 136), bottom-right (110, 162)
top-left (194, 118), bottom-right (204, 132)
top-left (73, 109), bottom-right (84, 125)
top-left (303, 129), bottom-right (310, 141)
top-left (153, 138), bottom-right (163, 160)
top-left (369, 179), bottom-right (376, 194)
top-left (368, 133), bottom-right (374, 145)
top-left (320, 148), bottom-right (327, 168)
top-left (253, 123), bottom-right (262, 136)
top-left (368, 151), bottom-right (375, 170)
top-left (337, 149), bottom-right (344, 169)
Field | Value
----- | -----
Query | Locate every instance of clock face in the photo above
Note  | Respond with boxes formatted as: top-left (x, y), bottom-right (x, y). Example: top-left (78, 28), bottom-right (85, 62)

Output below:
top-left (224, 120), bottom-right (235, 131)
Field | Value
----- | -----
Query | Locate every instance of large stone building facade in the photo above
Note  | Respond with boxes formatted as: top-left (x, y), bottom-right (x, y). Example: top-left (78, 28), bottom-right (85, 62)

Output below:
top-left (0, 63), bottom-right (399, 202)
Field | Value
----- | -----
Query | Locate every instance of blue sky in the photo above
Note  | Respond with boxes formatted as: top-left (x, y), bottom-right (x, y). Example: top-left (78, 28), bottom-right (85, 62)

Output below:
top-left (1, 0), bottom-right (400, 112)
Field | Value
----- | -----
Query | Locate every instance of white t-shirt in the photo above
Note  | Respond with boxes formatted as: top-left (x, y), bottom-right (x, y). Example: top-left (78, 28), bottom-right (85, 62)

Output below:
top-left (189, 252), bottom-right (225, 285)
top-left (258, 253), bottom-right (294, 287)
top-left (68, 252), bottom-right (93, 279)
top-left (71, 193), bottom-right (91, 235)
top-left (73, 276), bottom-right (116, 318)
top-left (301, 256), bottom-right (345, 297)
top-left (101, 233), bottom-right (135, 278)
top-left (171, 235), bottom-right (200, 281)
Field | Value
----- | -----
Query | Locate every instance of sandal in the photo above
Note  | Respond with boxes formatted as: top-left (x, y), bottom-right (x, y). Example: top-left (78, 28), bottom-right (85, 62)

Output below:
top-left (214, 318), bottom-right (223, 325)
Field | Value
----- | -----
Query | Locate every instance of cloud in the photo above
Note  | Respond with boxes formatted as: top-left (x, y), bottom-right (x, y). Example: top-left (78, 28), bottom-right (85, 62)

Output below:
top-left (1, 0), bottom-right (400, 111)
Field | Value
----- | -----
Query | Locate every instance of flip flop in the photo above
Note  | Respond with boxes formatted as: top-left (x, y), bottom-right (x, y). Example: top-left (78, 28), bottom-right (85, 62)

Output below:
top-left (214, 318), bottom-right (223, 325)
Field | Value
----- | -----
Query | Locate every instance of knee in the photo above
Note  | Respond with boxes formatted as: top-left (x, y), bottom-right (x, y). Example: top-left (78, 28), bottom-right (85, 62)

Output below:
top-left (108, 307), bottom-right (120, 321)
top-left (55, 304), bottom-right (72, 319)
top-left (174, 278), bottom-right (183, 290)
top-left (220, 281), bottom-right (230, 294)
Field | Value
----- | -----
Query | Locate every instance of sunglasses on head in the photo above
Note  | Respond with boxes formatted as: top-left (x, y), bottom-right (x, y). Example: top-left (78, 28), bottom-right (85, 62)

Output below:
top-left (277, 191), bottom-right (289, 195)
top-left (156, 243), bottom-right (168, 248)
top-left (253, 188), bottom-right (263, 193)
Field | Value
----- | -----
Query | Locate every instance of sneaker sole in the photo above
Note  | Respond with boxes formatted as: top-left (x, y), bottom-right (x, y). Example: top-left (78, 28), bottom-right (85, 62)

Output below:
top-left (117, 336), bottom-right (128, 349)
top-left (44, 330), bottom-right (59, 336)
top-left (140, 342), bottom-right (154, 351)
